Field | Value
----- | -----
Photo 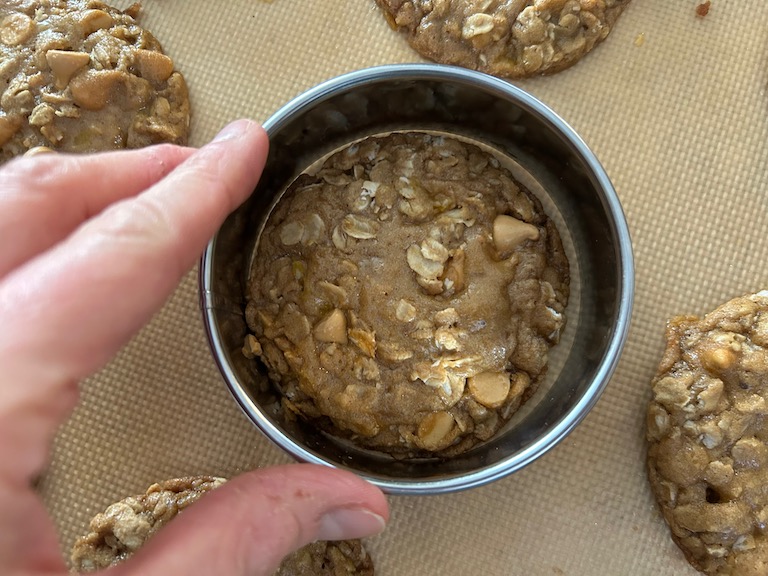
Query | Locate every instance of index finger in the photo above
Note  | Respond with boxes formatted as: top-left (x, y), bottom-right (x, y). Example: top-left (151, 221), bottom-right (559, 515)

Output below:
top-left (0, 119), bottom-right (268, 484)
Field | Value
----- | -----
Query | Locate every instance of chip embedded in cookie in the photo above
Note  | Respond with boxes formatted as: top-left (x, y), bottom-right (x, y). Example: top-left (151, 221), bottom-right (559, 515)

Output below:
top-left (0, 0), bottom-right (190, 162)
top-left (647, 291), bottom-right (768, 575)
top-left (376, 0), bottom-right (631, 79)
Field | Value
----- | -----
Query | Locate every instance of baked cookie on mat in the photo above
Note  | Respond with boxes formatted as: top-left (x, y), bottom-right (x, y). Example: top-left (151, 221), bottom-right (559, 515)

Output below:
top-left (276, 539), bottom-right (374, 576)
top-left (647, 291), bottom-right (768, 575)
top-left (376, 0), bottom-right (631, 79)
top-left (0, 0), bottom-right (190, 162)
top-left (71, 476), bottom-right (226, 571)
top-left (71, 475), bottom-right (375, 575)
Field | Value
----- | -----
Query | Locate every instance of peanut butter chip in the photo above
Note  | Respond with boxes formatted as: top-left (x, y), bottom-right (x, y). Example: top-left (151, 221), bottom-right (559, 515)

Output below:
top-left (417, 411), bottom-right (456, 451)
top-left (46, 50), bottom-right (90, 90)
top-left (79, 9), bottom-right (114, 35)
top-left (0, 13), bottom-right (34, 46)
top-left (69, 70), bottom-right (125, 111)
top-left (468, 371), bottom-right (511, 408)
top-left (314, 309), bottom-right (348, 344)
top-left (134, 49), bottom-right (174, 84)
top-left (492, 214), bottom-right (539, 255)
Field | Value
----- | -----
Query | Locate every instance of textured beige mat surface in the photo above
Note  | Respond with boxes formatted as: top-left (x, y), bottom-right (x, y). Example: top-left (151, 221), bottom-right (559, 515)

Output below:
top-left (37, 1), bottom-right (768, 574)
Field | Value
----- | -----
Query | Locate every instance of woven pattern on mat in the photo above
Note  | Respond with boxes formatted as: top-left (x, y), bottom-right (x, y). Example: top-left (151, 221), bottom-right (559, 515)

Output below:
top-left (37, 1), bottom-right (768, 574)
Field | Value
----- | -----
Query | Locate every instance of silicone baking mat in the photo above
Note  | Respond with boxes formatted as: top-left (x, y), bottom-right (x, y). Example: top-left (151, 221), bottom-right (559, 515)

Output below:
top-left (37, 1), bottom-right (768, 574)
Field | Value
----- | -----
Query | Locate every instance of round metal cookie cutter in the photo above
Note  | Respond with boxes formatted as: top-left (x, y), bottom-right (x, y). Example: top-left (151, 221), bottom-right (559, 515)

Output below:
top-left (200, 64), bottom-right (634, 495)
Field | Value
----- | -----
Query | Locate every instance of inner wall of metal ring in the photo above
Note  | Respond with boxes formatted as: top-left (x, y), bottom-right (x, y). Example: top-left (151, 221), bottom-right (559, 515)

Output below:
top-left (208, 77), bottom-right (623, 481)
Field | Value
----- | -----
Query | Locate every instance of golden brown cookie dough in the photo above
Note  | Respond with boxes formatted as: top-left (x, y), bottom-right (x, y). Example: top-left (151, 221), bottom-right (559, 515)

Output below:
top-left (276, 540), bottom-right (374, 576)
top-left (377, 0), bottom-right (631, 79)
top-left (71, 476), bottom-right (226, 571)
top-left (647, 291), bottom-right (768, 576)
top-left (0, 0), bottom-right (190, 162)
top-left (246, 132), bottom-right (569, 456)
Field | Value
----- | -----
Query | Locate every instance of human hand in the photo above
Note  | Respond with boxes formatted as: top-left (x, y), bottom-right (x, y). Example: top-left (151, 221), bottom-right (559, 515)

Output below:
top-left (0, 120), bottom-right (389, 576)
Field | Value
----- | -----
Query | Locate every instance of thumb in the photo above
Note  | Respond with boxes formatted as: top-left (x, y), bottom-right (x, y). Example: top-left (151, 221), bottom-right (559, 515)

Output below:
top-left (107, 464), bottom-right (389, 576)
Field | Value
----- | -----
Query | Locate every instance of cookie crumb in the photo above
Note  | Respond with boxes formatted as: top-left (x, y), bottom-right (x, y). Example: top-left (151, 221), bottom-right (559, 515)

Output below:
top-left (696, 1), bottom-right (711, 17)
top-left (246, 132), bottom-right (569, 457)
top-left (376, 0), bottom-right (631, 79)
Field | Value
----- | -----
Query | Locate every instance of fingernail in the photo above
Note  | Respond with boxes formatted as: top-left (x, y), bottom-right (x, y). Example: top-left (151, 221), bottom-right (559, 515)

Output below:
top-left (24, 146), bottom-right (55, 157)
top-left (317, 508), bottom-right (387, 540)
top-left (212, 120), bottom-right (250, 143)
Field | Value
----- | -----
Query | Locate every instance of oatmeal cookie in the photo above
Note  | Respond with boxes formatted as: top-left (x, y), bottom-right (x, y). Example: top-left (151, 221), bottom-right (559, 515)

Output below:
top-left (277, 540), bottom-right (374, 576)
top-left (71, 476), bottom-right (226, 571)
top-left (647, 291), bottom-right (768, 575)
top-left (0, 0), bottom-right (190, 162)
top-left (246, 132), bottom-right (569, 456)
top-left (377, 0), bottom-right (630, 79)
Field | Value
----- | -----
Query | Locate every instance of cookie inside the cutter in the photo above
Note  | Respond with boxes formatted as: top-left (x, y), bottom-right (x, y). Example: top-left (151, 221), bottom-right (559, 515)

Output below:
top-left (245, 132), bottom-right (570, 457)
